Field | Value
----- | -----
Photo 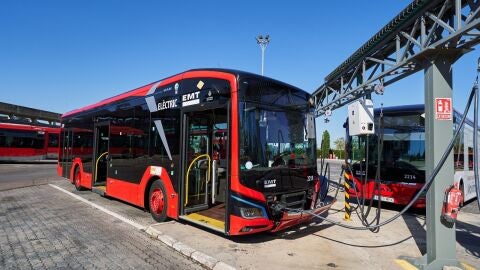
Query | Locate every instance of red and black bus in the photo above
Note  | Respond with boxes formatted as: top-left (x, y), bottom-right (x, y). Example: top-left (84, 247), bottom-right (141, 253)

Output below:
top-left (0, 122), bottom-right (59, 161)
top-left (344, 104), bottom-right (478, 208)
top-left (45, 127), bottom-right (60, 159)
top-left (58, 69), bottom-right (331, 235)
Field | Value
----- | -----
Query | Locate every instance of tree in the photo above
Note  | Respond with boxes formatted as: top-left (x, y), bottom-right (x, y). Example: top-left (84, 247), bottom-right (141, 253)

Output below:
top-left (320, 131), bottom-right (330, 158)
top-left (333, 137), bottom-right (345, 159)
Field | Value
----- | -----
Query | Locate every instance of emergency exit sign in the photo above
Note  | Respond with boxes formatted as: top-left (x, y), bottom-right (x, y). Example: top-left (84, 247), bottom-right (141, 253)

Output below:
top-left (435, 98), bottom-right (452, 120)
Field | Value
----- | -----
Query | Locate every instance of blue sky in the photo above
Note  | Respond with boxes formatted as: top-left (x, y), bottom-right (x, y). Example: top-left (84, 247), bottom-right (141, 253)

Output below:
top-left (1, 1), bottom-right (478, 143)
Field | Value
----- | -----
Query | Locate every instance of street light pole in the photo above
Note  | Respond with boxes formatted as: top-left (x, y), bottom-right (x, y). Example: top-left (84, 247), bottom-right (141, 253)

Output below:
top-left (256, 34), bottom-right (270, 76)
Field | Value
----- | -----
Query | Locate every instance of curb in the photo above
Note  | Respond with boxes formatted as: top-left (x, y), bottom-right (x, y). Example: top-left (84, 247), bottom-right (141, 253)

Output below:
top-left (145, 225), bottom-right (236, 270)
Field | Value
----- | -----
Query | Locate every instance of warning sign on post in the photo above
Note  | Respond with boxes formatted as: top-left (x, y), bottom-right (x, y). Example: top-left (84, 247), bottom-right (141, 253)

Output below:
top-left (435, 98), bottom-right (452, 120)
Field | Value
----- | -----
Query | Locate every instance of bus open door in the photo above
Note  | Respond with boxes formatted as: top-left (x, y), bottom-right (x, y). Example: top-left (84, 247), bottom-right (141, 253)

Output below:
top-left (180, 107), bottom-right (229, 234)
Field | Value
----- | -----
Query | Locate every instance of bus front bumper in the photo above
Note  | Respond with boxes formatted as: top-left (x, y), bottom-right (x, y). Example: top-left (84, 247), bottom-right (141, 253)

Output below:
top-left (270, 200), bottom-right (335, 233)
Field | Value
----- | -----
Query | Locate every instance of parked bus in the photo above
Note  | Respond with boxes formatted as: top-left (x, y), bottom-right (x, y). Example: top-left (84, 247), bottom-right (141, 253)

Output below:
top-left (344, 104), bottom-right (478, 208)
top-left (45, 127), bottom-right (60, 159)
top-left (0, 122), bottom-right (59, 161)
top-left (58, 69), bottom-right (330, 235)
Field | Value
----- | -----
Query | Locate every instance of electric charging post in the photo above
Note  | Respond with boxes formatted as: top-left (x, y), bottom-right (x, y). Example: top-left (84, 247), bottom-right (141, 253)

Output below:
top-left (420, 53), bottom-right (460, 269)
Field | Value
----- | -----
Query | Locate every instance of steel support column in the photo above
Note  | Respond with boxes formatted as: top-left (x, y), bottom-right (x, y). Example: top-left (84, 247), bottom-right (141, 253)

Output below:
top-left (419, 54), bottom-right (459, 269)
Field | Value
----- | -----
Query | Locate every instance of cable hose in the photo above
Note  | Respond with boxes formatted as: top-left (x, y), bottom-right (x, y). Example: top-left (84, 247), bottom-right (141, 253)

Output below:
top-left (315, 138), bottom-right (326, 206)
top-left (286, 76), bottom-right (478, 230)
top-left (346, 163), bottom-right (381, 230)
top-left (321, 162), bottom-right (331, 201)
top-left (474, 74), bottom-right (480, 211)
top-left (356, 110), bottom-right (384, 232)
top-left (332, 167), bottom-right (345, 201)
top-left (359, 137), bottom-right (369, 212)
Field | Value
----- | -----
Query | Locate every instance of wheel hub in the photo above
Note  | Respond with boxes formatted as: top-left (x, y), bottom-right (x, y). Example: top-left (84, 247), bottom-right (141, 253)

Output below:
top-left (150, 188), bottom-right (164, 214)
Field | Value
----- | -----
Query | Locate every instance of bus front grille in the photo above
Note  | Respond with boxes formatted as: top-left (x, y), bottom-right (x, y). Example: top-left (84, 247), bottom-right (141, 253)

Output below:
top-left (280, 191), bottom-right (306, 209)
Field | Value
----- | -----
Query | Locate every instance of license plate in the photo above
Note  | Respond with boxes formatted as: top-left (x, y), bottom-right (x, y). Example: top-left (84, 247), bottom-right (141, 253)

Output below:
top-left (373, 195), bottom-right (394, 203)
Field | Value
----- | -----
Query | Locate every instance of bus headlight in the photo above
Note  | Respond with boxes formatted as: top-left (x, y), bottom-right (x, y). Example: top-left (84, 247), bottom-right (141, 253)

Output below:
top-left (231, 195), bottom-right (268, 219)
top-left (240, 207), bottom-right (264, 219)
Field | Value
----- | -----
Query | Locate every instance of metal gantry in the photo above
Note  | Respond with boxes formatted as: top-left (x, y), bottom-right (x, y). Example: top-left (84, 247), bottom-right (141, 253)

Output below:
top-left (312, 0), bottom-right (480, 116)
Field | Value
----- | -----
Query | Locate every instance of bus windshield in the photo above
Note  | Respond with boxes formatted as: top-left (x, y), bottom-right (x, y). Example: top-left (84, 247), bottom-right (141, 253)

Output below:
top-left (239, 103), bottom-right (316, 170)
top-left (349, 112), bottom-right (425, 179)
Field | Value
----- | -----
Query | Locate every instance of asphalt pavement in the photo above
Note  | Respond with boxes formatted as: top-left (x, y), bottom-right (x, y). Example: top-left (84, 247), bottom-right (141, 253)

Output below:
top-left (0, 163), bottom-right (63, 191)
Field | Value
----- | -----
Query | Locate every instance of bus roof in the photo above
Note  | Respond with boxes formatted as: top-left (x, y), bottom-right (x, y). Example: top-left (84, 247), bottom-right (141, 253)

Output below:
top-left (0, 122), bottom-right (49, 132)
top-left (62, 68), bottom-right (304, 118)
top-left (373, 103), bottom-right (475, 127)
top-left (0, 119), bottom-right (59, 128)
top-left (373, 104), bottom-right (424, 114)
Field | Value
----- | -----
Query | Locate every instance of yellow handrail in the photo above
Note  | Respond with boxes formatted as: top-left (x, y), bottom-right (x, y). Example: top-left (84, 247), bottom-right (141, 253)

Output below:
top-left (185, 154), bottom-right (211, 206)
top-left (94, 152), bottom-right (109, 181)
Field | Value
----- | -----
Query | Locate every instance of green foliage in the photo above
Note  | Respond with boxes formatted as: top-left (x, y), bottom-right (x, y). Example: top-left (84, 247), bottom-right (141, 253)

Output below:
top-left (333, 137), bottom-right (345, 159)
top-left (350, 137), bottom-right (366, 162)
top-left (320, 131), bottom-right (330, 158)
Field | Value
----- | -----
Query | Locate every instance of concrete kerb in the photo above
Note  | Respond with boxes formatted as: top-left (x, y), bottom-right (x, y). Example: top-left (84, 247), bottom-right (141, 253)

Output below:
top-left (144, 225), bottom-right (236, 270)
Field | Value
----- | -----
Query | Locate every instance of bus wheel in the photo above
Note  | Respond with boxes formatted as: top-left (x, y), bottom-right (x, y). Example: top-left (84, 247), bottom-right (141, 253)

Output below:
top-left (74, 167), bottom-right (84, 191)
top-left (149, 180), bottom-right (168, 222)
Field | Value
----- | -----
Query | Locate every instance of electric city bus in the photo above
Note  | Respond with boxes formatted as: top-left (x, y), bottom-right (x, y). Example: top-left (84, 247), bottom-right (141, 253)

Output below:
top-left (58, 69), bottom-right (331, 235)
top-left (345, 104), bottom-right (478, 208)
top-left (0, 122), bottom-right (59, 161)
top-left (45, 127), bottom-right (60, 159)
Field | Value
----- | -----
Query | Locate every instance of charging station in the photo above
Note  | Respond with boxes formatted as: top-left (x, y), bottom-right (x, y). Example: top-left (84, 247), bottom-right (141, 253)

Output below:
top-left (347, 99), bottom-right (374, 136)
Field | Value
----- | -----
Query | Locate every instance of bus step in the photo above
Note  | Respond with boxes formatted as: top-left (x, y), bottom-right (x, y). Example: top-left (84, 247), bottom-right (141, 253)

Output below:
top-left (92, 186), bottom-right (106, 196)
top-left (180, 213), bottom-right (225, 233)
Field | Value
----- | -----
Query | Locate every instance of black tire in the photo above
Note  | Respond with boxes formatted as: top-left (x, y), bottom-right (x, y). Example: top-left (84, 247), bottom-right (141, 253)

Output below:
top-left (74, 167), bottom-right (84, 191)
top-left (149, 180), bottom-right (168, 222)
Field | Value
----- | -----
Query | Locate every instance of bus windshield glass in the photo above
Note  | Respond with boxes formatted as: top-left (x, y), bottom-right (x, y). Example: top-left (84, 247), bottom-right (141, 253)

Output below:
top-left (240, 104), bottom-right (315, 170)
top-left (238, 78), bottom-right (315, 171)
top-left (350, 112), bottom-right (425, 172)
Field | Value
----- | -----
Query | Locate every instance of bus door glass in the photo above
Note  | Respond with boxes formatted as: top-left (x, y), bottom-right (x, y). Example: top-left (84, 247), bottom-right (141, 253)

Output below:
top-left (184, 113), bottom-right (210, 211)
top-left (93, 123), bottom-right (110, 185)
top-left (183, 108), bottom-right (228, 214)
top-left (61, 129), bottom-right (73, 178)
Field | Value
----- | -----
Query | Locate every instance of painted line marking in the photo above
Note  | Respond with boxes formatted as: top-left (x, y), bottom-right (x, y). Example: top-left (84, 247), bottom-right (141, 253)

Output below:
top-left (394, 259), bottom-right (418, 270)
top-left (49, 184), bottom-right (146, 231)
top-left (461, 262), bottom-right (476, 270)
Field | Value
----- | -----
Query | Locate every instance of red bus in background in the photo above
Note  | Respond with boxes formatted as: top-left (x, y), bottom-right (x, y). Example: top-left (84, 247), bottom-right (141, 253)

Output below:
top-left (45, 127), bottom-right (60, 159)
top-left (58, 69), bottom-right (332, 235)
top-left (344, 104), bottom-right (478, 208)
top-left (0, 122), bottom-right (60, 161)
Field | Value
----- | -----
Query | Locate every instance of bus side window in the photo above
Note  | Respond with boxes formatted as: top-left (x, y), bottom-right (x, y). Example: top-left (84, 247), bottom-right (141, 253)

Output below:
top-left (468, 147), bottom-right (474, 170)
top-left (0, 135), bottom-right (5, 147)
top-left (453, 130), bottom-right (464, 170)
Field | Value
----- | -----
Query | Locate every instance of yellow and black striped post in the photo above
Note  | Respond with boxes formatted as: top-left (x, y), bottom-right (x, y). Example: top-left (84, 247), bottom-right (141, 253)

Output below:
top-left (343, 172), bottom-right (352, 221)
